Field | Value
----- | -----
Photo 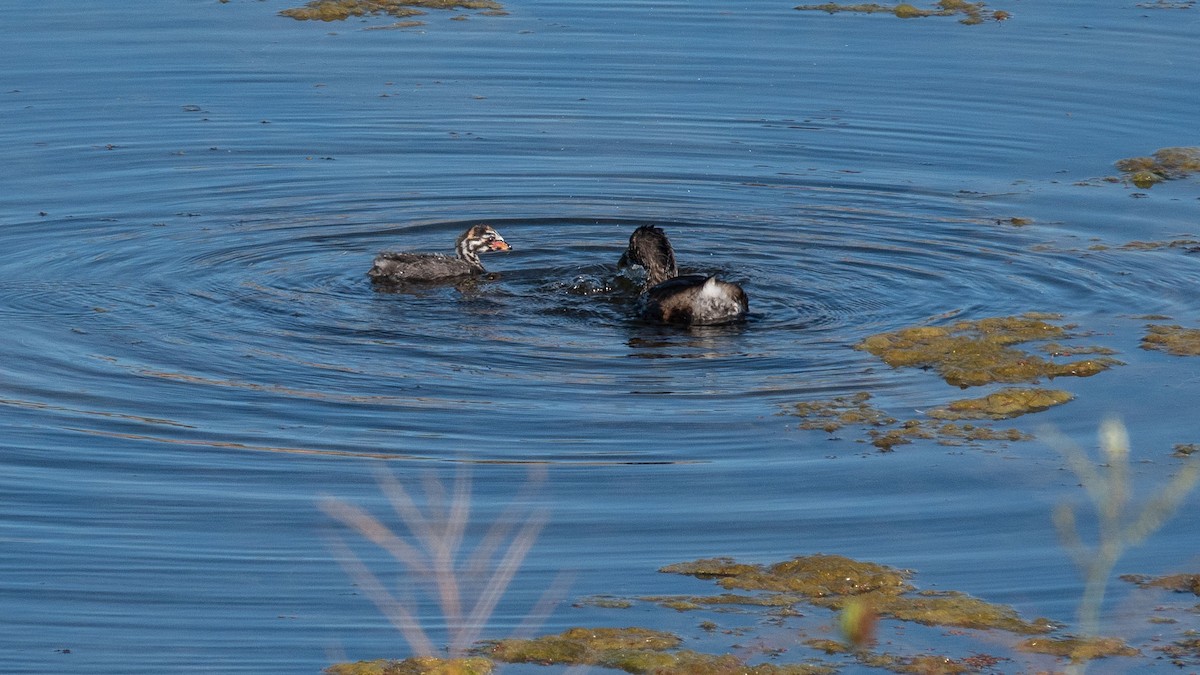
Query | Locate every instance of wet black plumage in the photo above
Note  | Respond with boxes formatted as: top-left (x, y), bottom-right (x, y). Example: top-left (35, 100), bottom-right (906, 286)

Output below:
top-left (618, 225), bottom-right (748, 325)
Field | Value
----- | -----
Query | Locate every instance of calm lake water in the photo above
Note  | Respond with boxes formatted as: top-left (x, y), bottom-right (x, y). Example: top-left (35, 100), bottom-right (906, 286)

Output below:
top-left (3, 1), bottom-right (1200, 673)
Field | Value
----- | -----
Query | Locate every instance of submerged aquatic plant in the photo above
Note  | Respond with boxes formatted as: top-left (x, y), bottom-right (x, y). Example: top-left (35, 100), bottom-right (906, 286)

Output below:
top-left (322, 465), bottom-right (553, 660)
top-left (1049, 418), bottom-right (1200, 663)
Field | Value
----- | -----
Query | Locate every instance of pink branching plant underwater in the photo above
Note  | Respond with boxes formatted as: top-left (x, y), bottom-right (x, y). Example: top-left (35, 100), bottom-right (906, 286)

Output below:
top-left (321, 464), bottom-right (560, 658)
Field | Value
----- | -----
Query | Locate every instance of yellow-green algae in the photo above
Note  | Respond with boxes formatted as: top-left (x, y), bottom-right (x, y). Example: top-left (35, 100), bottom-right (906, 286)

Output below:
top-left (792, 392), bottom-right (896, 433)
top-left (794, 0), bottom-right (1009, 24)
top-left (1115, 147), bottom-right (1200, 188)
top-left (867, 420), bottom-right (1029, 451)
top-left (281, 0), bottom-right (503, 21)
top-left (578, 595), bottom-right (635, 609)
top-left (789, 392), bottom-right (1031, 451)
top-left (856, 314), bottom-right (1121, 388)
top-left (927, 387), bottom-right (1074, 420)
top-left (1122, 572), bottom-right (1200, 595)
top-left (325, 656), bottom-right (494, 675)
top-left (659, 554), bottom-right (1053, 635)
top-left (483, 626), bottom-right (680, 666)
top-left (1142, 324), bottom-right (1200, 356)
top-left (641, 591), bottom-right (807, 611)
top-left (482, 628), bottom-right (832, 674)
top-left (664, 554), bottom-right (913, 598)
top-left (806, 640), bottom-right (994, 675)
top-left (1016, 635), bottom-right (1138, 662)
top-left (856, 652), bottom-right (975, 674)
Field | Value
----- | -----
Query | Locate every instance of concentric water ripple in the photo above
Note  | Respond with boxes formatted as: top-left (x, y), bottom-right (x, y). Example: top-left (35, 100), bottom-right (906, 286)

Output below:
top-left (4, 174), bottom-right (1184, 466)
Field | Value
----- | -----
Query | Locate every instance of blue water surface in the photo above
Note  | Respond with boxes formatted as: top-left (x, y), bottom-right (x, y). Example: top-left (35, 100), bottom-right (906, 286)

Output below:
top-left (3, 1), bottom-right (1200, 672)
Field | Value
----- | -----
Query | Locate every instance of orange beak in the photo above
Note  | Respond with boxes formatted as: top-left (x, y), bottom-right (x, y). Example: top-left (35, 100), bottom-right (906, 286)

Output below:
top-left (488, 240), bottom-right (511, 252)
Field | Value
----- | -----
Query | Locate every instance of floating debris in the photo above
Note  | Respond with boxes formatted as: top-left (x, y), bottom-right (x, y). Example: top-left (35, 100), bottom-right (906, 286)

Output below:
top-left (856, 314), bottom-right (1121, 388)
top-left (927, 387), bottom-right (1074, 420)
top-left (794, 0), bottom-right (1010, 24)
top-left (1115, 147), bottom-right (1200, 188)
top-left (1142, 324), bottom-right (1200, 356)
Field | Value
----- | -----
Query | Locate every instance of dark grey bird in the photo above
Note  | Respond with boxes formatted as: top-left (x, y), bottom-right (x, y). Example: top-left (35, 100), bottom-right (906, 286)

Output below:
top-left (368, 224), bottom-right (511, 283)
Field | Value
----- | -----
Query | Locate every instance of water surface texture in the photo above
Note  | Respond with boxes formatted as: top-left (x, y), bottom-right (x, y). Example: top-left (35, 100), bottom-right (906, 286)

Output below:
top-left (3, 1), bottom-right (1200, 673)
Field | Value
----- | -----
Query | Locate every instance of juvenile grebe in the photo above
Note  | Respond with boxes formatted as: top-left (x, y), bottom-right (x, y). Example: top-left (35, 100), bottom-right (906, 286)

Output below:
top-left (368, 224), bottom-right (510, 283)
top-left (618, 225), bottom-right (748, 325)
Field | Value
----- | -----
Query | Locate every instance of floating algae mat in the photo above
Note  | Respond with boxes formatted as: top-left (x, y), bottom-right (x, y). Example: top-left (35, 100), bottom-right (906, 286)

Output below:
top-left (483, 626), bottom-right (833, 675)
top-left (927, 387), bottom-right (1074, 420)
top-left (280, 0), bottom-right (504, 22)
top-left (1016, 636), bottom-right (1138, 663)
top-left (326, 657), bottom-right (494, 675)
top-left (856, 314), bottom-right (1122, 388)
top-left (326, 553), bottom-right (1200, 674)
top-left (788, 391), bottom-right (1032, 451)
top-left (793, 0), bottom-right (1010, 24)
top-left (1115, 146), bottom-right (1200, 189)
top-left (1142, 324), bottom-right (1200, 356)
top-left (1122, 572), bottom-right (1200, 595)
top-left (656, 554), bottom-right (1054, 635)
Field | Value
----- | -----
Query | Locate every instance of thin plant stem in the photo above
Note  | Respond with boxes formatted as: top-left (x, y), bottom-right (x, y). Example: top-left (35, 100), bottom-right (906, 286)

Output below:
top-left (324, 465), bottom-right (556, 661)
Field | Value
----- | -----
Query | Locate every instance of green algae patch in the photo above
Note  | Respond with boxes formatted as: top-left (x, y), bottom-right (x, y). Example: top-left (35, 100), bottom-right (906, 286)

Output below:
top-left (928, 387), bottom-right (1074, 420)
top-left (876, 590), bottom-right (1053, 634)
top-left (795, 0), bottom-right (1009, 23)
top-left (281, 0), bottom-right (503, 21)
top-left (791, 392), bottom-right (896, 433)
top-left (483, 628), bottom-right (832, 674)
top-left (660, 554), bottom-right (1053, 636)
top-left (856, 315), bottom-right (1121, 387)
top-left (1016, 635), bottom-right (1138, 662)
top-left (665, 554), bottom-right (914, 599)
top-left (640, 651), bottom-right (835, 675)
top-left (1122, 572), bottom-right (1200, 595)
top-left (659, 557), bottom-right (763, 579)
top-left (856, 651), bottom-right (976, 674)
top-left (483, 627), bottom-right (680, 667)
top-left (641, 592), bottom-right (807, 610)
top-left (578, 595), bottom-right (635, 609)
top-left (868, 421), bottom-right (1029, 451)
top-left (1142, 324), bottom-right (1200, 356)
top-left (790, 392), bottom-right (1031, 451)
top-left (325, 657), bottom-right (494, 675)
top-left (1115, 147), bottom-right (1200, 188)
